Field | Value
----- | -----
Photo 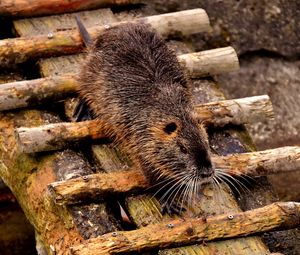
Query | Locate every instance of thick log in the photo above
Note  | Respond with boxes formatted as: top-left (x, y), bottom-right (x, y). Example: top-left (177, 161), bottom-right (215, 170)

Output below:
top-left (48, 170), bottom-right (147, 204)
top-left (0, 47), bottom-right (240, 111)
top-left (196, 95), bottom-right (274, 126)
top-left (0, 75), bottom-right (78, 111)
top-left (16, 95), bottom-right (273, 153)
top-left (0, 9), bottom-right (210, 67)
top-left (0, 0), bottom-right (140, 17)
top-left (48, 146), bottom-right (300, 205)
top-left (213, 146), bottom-right (300, 177)
top-left (69, 202), bottom-right (300, 255)
top-left (16, 120), bottom-right (108, 153)
top-left (178, 47), bottom-right (239, 77)
top-left (0, 110), bottom-right (85, 255)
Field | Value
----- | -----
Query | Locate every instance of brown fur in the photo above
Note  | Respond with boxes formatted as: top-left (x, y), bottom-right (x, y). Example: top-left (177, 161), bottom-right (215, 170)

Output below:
top-left (78, 23), bottom-right (214, 210)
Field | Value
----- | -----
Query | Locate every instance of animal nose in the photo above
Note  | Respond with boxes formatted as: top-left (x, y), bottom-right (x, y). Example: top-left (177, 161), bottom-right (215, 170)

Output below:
top-left (200, 168), bottom-right (214, 179)
top-left (199, 161), bottom-right (214, 179)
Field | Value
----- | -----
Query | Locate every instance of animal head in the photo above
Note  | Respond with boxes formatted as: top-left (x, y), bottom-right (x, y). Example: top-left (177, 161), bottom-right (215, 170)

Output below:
top-left (137, 84), bottom-right (214, 209)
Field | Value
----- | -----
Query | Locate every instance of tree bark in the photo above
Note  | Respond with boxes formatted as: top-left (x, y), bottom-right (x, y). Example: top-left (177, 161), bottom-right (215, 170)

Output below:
top-left (0, 75), bottom-right (78, 111)
top-left (0, 110), bottom-right (84, 255)
top-left (0, 9), bottom-right (210, 67)
top-left (0, 0), bottom-right (140, 17)
top-left (48, 146), bottom-right (300, 205)
top-left (69, 202), bottom-right (300, 255)
top-left (16, 95), bottom-right (273, 153)
top-left (178, 47), bottom-right (239, 77)
top-left (0, 47), bottom-right (240, 111)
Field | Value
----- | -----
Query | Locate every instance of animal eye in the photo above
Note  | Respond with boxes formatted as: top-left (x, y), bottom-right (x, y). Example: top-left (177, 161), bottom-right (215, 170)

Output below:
top-left (164, 122), bottom-right (177, 134)
top-left (180, 145), bottom-right (188, 154)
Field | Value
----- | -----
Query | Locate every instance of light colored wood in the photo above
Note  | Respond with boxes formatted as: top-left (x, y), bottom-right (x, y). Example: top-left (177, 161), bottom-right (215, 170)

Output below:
top-left (16, 120), bottom-right (108, 153)
top-left (69, 202), bottom-right (300, 255)
top-left (0, 48), bottom-right (241, 111)
top-left (48, 146), bottom-right (300, 205)
top-left (213, 146), bottom-right (300, 177)
top-left (196, 95), bottom-right (274, 126)
top-left (15, 96), bottom-right (273, 153)
top-left (0, 75), bottom-right (78, 111)
top-left (48, 170), bottom-right (148, 205)
top-left (178, 46), bottom-right (239, 77)
top-left (13, 9), bottom-right (116, 36)
top-left (0, 110), bottom-right (84, 255)
top-left (0, 9), bottom-right (211, 67)
top-left (0, 0), bottom-right (140, 17)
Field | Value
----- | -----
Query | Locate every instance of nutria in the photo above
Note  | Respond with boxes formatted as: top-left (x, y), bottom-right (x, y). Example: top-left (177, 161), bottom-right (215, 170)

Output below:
top-left (75, 19), bottom-right (214, 212)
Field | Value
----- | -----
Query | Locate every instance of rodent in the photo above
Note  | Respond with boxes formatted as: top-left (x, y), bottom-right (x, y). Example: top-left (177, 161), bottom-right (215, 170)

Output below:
top-left (76, 20), bottom-right (214, 212)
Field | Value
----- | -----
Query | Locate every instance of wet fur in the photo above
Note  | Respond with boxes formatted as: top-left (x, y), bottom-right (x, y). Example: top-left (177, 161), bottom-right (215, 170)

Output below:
top-left (78, 23), bottom-right (213, 210)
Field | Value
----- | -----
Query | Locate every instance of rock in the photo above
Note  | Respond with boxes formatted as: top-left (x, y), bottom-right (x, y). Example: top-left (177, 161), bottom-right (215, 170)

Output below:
top-left (216, 56), bottom-right (300, 150)
top-left (145, 0), bottom-right (300, 57)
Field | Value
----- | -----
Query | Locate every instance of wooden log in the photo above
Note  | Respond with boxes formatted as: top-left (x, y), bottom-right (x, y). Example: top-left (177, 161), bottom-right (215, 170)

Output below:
top-left (0, 9), bottom-right (210, 67)
top-left (178, 47), bottom-right (239, 77)
top-left (69, 202), bottom-right (300, 255)
top-left (48, 146), bottom-right (300, 205)
top-left (16, 95), bottom-right (273, 153)
top-left (213, 146), bottom-right (300, 177)
top-left (196, 95), bottom-right (274, 126)
top-left (48, 170), bottom-right (147, 204)
top-left (0, 110), bottom-right (84, 255)
top-left (0, 47), bottom-right (240, 111)
top-left (0, 75), bottom-right (78, 111)
top-left (0, 0), bottom-right (140, 17)
top-left (16, 120), bottom-right (108, 153)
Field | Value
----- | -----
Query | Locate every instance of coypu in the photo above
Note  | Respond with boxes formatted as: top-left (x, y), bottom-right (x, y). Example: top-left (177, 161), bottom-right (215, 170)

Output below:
top-left (75, 18), bottom-right (214, 212)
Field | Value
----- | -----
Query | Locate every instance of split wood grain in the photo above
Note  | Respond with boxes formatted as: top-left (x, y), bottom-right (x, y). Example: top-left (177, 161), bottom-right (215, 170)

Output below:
top-left (0, 0), bottom-right (140, 17)
top-left (48, 146), bottom-right (300, 205)
top-left (16, 120), bottom-right (109, 153)
top-left (0, 75), bottom-right (78, 111)
top-left (0, 9), bottom-right (210, 67)
top-left (0, 47), bottom-right (238, 111)
top-left (16, 95), bottom-right (273, 153)
top-left (69, 202), bottom-right (300, 255)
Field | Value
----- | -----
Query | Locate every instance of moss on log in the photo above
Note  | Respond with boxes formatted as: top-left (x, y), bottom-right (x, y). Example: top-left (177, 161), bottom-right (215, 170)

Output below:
top-left (69, 202), bottom-right (300, 255)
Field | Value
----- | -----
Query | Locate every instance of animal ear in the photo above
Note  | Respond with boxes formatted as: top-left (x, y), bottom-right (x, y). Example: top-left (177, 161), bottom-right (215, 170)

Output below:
top-left (163, 122), bottom-right (177, 134)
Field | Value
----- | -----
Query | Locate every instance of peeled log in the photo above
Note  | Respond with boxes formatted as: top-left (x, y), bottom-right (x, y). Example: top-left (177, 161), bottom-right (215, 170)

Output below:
top-left (0, 75), bottom-right (78, 111)
top-left (178, 47), bottom-right (239, 77)
top-left (48, 170), bottom-right (148, 205)
top-left (213, 146), bottom-right (300, 177)
top-left (0, 47), bottom-right (239, 111)
top-left (0, 0), bottom-right (140, 17)
top-left (16, 95), bottom-right (273, 153)
top-left (48, 146), bottom-right (300, 205)
top-left (16, 120), bottom-right (109, 153)
top-left (196, 95), bottom-right (274, 126)
top-left (0, 9), bottom-right (210, 67)
top-left (69, 202), bottom-right (300, 255)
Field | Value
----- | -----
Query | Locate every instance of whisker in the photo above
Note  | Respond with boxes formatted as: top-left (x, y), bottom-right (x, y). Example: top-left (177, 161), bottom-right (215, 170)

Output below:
top-left (216, 173), bottom-right (241, 196)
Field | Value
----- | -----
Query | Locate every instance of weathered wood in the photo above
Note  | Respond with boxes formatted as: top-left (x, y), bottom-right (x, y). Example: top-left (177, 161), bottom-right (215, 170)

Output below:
top-left (0, 75), bottom-right (78, 111)
top-left (48, 146), bottom-right (300, 205)
top-left (13, 9), bottom-right (116, 37)
top-left (214, 146), bottom-right (300, 177)
top-left (0, 0), bottom-right (140, 17)
top-left (16, 95), bottom-right (273, 153)
top-left (48, 169), bottom-right (147, 205)
top-left (178, 46), bottom-right (239, 77)
top-left (0, 110), bottom-right (84, 255)
top-left (0, 48), bottom-right (241, 111)
top-left (69, 202), bottom-right (300, 255)
top-left (0, 9), bottom-right (210, 67)
top-left (16, 120), bottom-right (109, 153)
top-left (196, 95), bottom-right (274, 126)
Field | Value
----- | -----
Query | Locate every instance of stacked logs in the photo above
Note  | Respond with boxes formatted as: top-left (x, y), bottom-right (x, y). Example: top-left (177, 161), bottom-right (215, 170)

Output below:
top-left (0, 3), bottom-right (299, 255)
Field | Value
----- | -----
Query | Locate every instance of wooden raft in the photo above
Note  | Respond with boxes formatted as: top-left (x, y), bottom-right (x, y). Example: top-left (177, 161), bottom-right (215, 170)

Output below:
top-left (0, 3), bottom-right (300, 255)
